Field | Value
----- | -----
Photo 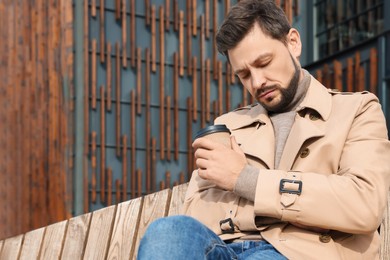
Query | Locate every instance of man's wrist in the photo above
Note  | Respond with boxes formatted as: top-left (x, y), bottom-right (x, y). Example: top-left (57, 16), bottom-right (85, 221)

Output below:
top-left (233, 164), bottom-right (259, 201)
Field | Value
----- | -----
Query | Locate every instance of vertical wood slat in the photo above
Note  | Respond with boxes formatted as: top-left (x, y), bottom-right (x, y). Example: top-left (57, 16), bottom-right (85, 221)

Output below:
top-left (49, 0), bottom-right (68, 222)
top-left (322, 64), bottom-right (330, 90)
top-left (354, 52), bottom-right (362, 91)
top-left (0, 235), bottom-right (23, 260)
top-left (116, 43), bottom-right (121, 157)
top-left (122, 135), bottom-right (128, 202)
top-left (187, 98), bottom-right (193, 181)
top-left (166, 96), bottom-right (172, 161)
top-left (106, 42), bottom-right (112, 111)
top-left (206, 59), bottom-right (211, 122)
top-left (91, 39), bottom-right (97, 109)
top-left (132, 189), bottom-right (171, 260)
top-left (179, 11), bottom-right (185, 76)
top-left (121, 0), bottom-right (127, 68)
top-left (205, 0), bottom-right (210, 39)
top-left (145, 0), bottom-right (150, 26)
top-left (192, 57), bottom-right (198, 121)
top-left (200, 15), bottom-right (205, 128)
top-left (0, 0), bottom-right (71, 239)
top-left (100, 87), bottom-right (106, 203)
top-left (131, 91), bottom-right (136, 199)
top-left (165, 171), bottom-right (171, 188)
top-left (83, 205), bottom-right (117, 259)
top-left (151, 5), bottom-right (156, 72)
top-left (168, 183), bottom-right (189, 216)
top-left (174, 53), bottom-right (180, 161)
top-left (186, 0), bottom-right (193, 76)
top-left (92, 0), bottom-right (97, 17)
top-left (137, 47), bottom-right (142, 115)
top-left (130, 0), bottom-right (136, 68)
top-left (84, 0), bottom-right (90, 156)
top-left (160, 6), bottom-right (166, 161)
top-left (333, 59), bottom-right (342, 91)
top-left (173, 0), bottom-right (179, 31)
top-left (151, 138), bottom-right (157, 193)
top-left (358, 66), bottom-right (365, 92)
top-left (370, 48), bottom-right (378, 95)
top-left (107, 197), bottom-right (143, 260)
top-left (18, 228), bottom-right (45, 260)
top-left (137, 169), bottom-right (143, 197)
top-left (115, 0), bottom-right (120, 19)
top-left (100, 0), bottom-right (105, 63)
top-left (145, 49), bottom-right (151, 194)
top-left (213, 0), bottom-right (218, 79)
top-left (346, 58), bottom-right (354, 92)
top-left (39, 220), bottom-right (67, 259)
top-left (91, 131), bottom-right (97, 203)
top-left (192, 0), bottom-right (197, 36)
top-left (61, 213), bottom-right (92, 259)
top-left (107, 168), bottom-right (112, 206)
top-left (116, 180), bottom-right (121, 203)
top-left (165, 0), bottom-right (170, 30)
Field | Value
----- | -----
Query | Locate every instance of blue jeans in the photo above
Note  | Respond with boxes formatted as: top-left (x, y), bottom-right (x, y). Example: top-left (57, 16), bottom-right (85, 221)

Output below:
top-left (137, 215), bottom-right (287, 260)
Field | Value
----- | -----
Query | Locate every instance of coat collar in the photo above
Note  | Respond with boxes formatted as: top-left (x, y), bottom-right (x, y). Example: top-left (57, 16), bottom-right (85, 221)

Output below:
top-left (296, 75), bottom-right (332, 121)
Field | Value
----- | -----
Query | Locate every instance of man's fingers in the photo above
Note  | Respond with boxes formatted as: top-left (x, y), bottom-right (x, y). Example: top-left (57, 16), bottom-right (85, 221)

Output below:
top-left (192, 137), bottom-right (220, 150)
top-left (195, 158), bottom-right (209, 170)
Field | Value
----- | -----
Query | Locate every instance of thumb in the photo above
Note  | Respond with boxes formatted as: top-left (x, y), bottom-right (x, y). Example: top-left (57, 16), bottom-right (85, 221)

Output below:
top-left (230, 136), bottom-right (244, 154)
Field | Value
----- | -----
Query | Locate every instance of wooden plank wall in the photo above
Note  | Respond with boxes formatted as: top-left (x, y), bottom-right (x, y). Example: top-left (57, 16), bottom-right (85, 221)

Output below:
top-left (0, 0), bottom-right (73, 240)
top-left (314, 48), bottom-right (379, 95)
top-left (84, 0), bottom-right (298, 213)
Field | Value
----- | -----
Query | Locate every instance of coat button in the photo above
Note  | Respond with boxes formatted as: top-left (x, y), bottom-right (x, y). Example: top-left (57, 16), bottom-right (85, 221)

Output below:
top-left (309, 113), bottom-right (319, 121)
top-left (300, 148), bottom-right (310, 158)
top-left (319, 233), bottom-right (331, 243)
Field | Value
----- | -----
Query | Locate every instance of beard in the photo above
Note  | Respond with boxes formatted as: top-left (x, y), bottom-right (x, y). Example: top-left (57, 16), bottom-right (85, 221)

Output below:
top-left (256, 55), bottom-right (300, 113)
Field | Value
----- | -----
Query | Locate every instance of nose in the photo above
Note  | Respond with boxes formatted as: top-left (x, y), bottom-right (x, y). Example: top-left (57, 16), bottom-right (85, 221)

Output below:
top-left (250, 69), bottom-right (266, 90)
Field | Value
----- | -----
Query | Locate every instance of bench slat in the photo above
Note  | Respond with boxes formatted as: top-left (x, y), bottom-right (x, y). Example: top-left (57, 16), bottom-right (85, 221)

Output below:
top-left (61, 212), bottom-right (91, 259)
top-left (132, 189), bottom-right (171, 259)
top-left (0, 234), bottom-right (23, 260)
top-left (39, 220), bottom-right (67, 259)
top-left (83, 205), bottom-right (116, 259)
top-left (19, 227), bottom-right (45, 260)
top-left (380, 191), bottom-right (390, 260)
top-left (168, 183), bottom-right (188, 216)
top-left (106, 197), bottom-right (142, 260)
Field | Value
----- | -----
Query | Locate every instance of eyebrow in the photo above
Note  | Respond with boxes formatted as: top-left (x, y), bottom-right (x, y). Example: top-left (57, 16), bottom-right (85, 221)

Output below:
top-left (233, 53), bottom-right (272, 75)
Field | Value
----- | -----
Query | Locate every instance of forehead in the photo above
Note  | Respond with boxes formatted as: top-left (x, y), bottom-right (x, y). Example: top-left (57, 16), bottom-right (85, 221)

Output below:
top-left (227, 23), bottom-right (286, 69)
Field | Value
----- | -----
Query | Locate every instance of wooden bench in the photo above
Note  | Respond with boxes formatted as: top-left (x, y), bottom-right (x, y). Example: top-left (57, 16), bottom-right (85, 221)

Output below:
top-left (0, 184), bottom-right (388, 259)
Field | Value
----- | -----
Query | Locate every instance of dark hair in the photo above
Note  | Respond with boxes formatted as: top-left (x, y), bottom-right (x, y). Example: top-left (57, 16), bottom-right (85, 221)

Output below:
top-left (216, 0), bottom-right (291, 58)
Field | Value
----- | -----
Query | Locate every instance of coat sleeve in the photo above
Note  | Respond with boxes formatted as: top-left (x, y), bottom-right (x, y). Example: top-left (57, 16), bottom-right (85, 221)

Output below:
top-left (253, 94), bottom-right (390, 234)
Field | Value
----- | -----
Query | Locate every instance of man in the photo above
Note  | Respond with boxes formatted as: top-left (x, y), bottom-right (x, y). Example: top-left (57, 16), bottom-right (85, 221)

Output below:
top-left (138, 0), bottom-right (390, 259)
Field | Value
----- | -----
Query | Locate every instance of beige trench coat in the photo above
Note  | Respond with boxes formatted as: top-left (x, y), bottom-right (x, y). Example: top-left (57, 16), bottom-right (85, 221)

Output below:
top-left (182, 76), bottom-right (390, 260)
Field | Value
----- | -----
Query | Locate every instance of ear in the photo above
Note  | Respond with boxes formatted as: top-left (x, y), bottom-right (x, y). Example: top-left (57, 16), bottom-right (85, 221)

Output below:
top-left (286, 28), bottom-right (302, 59)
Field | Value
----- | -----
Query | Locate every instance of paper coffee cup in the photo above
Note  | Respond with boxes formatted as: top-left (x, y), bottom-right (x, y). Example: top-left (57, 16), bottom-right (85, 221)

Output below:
top-left (194, 124), bottom-right (231, 148)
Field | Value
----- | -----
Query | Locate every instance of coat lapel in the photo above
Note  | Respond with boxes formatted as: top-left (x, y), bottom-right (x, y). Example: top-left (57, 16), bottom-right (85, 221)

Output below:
top-left (278, 114), bottom-right (325, 170)
top-left (238, 115), bottom-right (275, 169)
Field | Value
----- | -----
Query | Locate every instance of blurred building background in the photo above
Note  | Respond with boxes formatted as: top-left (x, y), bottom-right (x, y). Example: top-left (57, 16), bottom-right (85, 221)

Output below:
top-left (0, 0), bottom-right (388, 240)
